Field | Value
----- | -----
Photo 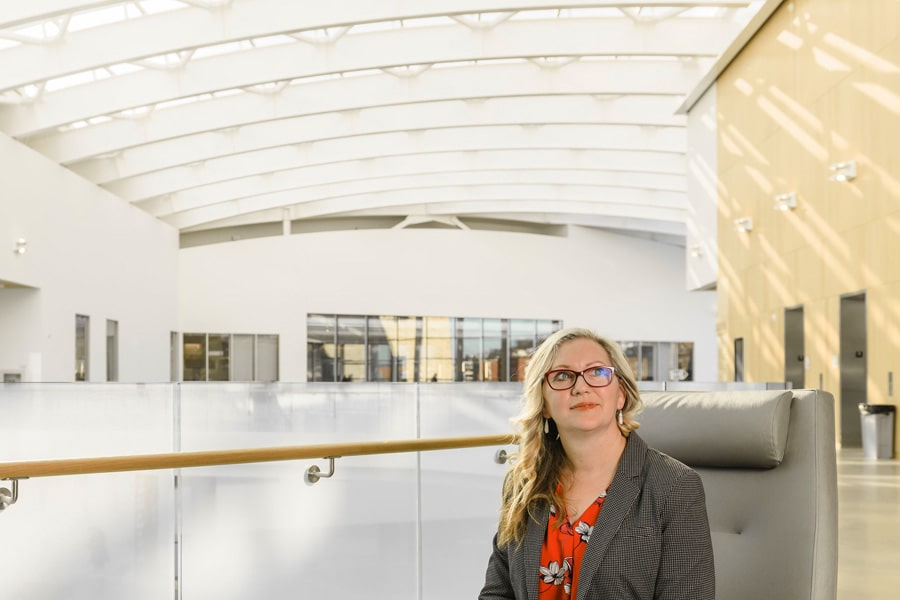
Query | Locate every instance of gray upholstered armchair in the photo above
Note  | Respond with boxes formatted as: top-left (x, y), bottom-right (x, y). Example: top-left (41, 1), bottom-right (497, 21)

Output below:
top-left (637, 389), bottom-right (838, 600)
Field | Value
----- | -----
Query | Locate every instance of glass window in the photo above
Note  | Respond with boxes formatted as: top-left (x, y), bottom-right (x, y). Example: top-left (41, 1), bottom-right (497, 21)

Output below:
top-left (509, 319), bottom-right (536, 382)
top-left (368, 316), bottom-right (396, 382)
top-left (424, 317), bottom-right (454, 382)
top-left (456, 318), bottom-right (483, 381)
top-left (482, 318), bottom-right (507, 381)
top-left (307, 314), bottom-right (336, 382)
top-left (622, 342), bottom-right (641, 380)
top-left (395, 317), bottom-right (421, 382)
top-left (207, 334), bottom-right (230, 381)
top-left (337, 315), bottom-right (366, 382)
top-left (106, 319), bottom-right (118, 382)
top-left (536, 320), bottom-right (559, 345)
top-left (257, 335), bottom-right (279, 381)
top-left (183, 333), bottom-right (207, 381)
top-left (678, 342), bottom-right (693, 381)
top-left (306, 313), bottom-right (560, 383)
top-left (75, 314), bottom-right (89, 382)
top-left (232, 334), bottom-right (254, 381)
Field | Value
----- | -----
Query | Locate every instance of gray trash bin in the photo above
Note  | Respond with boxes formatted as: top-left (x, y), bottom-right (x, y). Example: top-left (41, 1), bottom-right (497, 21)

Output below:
top-left (859, 403), bottom-right (895, 459)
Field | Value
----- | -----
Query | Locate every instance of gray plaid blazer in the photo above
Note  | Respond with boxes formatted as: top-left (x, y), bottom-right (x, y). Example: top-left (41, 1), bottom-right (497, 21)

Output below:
top-left (479, 432), bottom-right (715, 600)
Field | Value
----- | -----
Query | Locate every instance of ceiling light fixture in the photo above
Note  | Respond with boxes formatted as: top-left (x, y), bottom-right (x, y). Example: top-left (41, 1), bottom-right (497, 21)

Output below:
top-left (12, 238), bottom-right (26, 255)
top-left (828, 160), bottom-right (857, 182)
top-left (734, 217), bottom-right (753, 233)
top-left (689, 245), bottom-right (703, 258)
top-left (774, 192), bottom-right (798, 211)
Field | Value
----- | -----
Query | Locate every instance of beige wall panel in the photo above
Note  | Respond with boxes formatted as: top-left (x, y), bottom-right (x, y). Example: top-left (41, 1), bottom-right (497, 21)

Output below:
top-left (716, 79), bottom-right (777, 173)
top-left (767, 2), bottom-right (853, 108)
top-left (717, 0), bottom-right (898, 433)
top-left (761, 242), bottom-right (795, 310)
top-left (822, 226), bottom-right (865, 298)
top-left (794, 240), bottom-right (825, 304)
top-left (809, 0), bottom-right (900, 66)
top-left (757, 307), bottom-right (783, 380)
top-left (744, 263), bottom-right (765, 320)
top-left (805, 296), bottom-right (836, 386)
top-left (716, 322), bottom-right (733, 382)
top-left (862, 213), bottom-right (900, 286)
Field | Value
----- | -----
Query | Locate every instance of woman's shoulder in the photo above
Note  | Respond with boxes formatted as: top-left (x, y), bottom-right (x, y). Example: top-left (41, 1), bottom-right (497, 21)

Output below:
top-left (635, 435), bottom-right (702, 489)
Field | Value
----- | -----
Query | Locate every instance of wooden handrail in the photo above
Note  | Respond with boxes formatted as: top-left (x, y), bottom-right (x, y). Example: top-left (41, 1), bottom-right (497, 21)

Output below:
top-left (0, 433), bottom-right (515, 479)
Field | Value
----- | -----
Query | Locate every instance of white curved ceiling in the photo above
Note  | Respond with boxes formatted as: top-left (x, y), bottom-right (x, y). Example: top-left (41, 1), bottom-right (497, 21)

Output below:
top-left (0, 0), bottom-right (777, 245)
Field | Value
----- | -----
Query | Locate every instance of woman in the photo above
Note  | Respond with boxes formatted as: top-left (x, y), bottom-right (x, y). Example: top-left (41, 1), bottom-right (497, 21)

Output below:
top-left (480, 327), bottom-right (714, 599)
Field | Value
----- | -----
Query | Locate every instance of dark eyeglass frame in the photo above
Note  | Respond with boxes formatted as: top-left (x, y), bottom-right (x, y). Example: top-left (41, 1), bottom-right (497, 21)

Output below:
top-left (544, 366), bottom-right (617, 390)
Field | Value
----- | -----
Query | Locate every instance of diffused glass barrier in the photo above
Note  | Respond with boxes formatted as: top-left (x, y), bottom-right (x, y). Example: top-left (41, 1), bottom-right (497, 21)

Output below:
top-left (0, 382), bottom-right (521, 600)
top-left (0, 383), bottom-right (177, 600)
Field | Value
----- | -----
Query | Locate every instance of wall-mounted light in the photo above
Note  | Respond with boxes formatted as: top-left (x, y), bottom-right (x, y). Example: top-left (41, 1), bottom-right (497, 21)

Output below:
top-left (828, 160), bottom-right (857, 182)
top-left (689, 245), bottom-right (703, 258)
top-left (12, 238), bottom-right (26, 255)
top-left (774, 192), bottom-right (798, 211)
top-left (734, 217), bottom-right (753, 233)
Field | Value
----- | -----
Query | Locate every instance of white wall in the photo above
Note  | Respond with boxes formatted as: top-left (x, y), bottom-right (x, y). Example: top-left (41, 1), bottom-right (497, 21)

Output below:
top-left (178, 225), bottom-right (717, 382)
top-left (0, 132), bottom-right (179, 382)
top-left (685, 85), bottom-right (719, 290)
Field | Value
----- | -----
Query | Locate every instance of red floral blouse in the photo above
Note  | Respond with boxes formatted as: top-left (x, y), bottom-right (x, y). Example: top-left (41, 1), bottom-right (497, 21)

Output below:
top-left (538, 489), bottom-right (607, 599)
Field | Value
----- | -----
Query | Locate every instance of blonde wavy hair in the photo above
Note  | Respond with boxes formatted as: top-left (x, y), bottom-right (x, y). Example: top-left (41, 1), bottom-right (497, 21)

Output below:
top-left (496, 327), bottom-right (643, 547)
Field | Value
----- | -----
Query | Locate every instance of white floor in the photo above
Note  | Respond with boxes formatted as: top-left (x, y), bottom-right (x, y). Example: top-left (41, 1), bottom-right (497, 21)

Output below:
top-left (837, 448), bottom-right (900, 598)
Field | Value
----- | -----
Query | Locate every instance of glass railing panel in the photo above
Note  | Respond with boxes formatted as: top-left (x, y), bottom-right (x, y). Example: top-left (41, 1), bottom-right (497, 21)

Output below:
top-left (418, 383), bottom-right (520, 600)
top-left (177, 382), bottom-right (424, 599)
top-left (0, 383), bottom-right (176, 600)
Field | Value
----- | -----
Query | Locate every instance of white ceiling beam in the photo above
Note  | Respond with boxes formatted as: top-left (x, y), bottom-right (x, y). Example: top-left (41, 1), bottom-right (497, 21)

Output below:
top-left (0, 18), bottom-right (730, 134)
top-left (73, 123), bottom-right (686, 185)
top-left (138, 168), bottom-right (686, 218)
top-left (164, 184), bottom-right (687, 230)
top-left (30, 76), bottom-right (690, 163)
top-left (182, 208), bottom-right (686, 239)
top-left (463, 212), bottom-right (685, 235)
top-left (0, 0), bottom-right (755, 41)
top-left (111, 147), bottom-right (686, 203)
top-left (0, 0), bottom-right (755, 25)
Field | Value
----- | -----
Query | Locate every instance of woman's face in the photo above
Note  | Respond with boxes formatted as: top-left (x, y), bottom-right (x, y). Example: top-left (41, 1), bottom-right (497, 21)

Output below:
top-left (542, 337), bottom-right (626, 438)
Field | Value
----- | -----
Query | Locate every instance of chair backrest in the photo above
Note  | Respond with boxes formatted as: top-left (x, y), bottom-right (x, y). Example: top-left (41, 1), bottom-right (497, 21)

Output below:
top-left (637, 389), bottom-right (838, 600)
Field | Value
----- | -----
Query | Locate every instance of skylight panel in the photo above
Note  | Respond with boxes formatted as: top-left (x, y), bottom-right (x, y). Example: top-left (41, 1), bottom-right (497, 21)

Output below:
top-left (510, 10), bottom-right (559, 21)
top-left (141, 0), bottom-right (190, 15)
top-left (9, 20), bottom-right (64, 42)
top-left (193, 40), bottom-right (253, 59)
top-left (45, 69), bottom-right (111, 93)
top-left (68, 1), bottom-right (188, 33)
top-left (351, 20), bottom-right (400, 34)
top-left (0, 38), bottom-right (21, 50)
top-left (113, 106), bottom-right (154, 119)
top-left (68, 5), bottom-right (132, 32)
top-left (156, 94), bottom-right (210, 110)
top-left (108, 63), bottom-right (145, 76)
top-left (558, 8), bottom-right (623, 18)
top-left (402, 16), bottom-right (456, 28)
top-left (681, 7), bottom-right (728, 18)
top-left (140, 51), bottom-right (192, 68)
top-left (251, 34), bottom-right (296, 48)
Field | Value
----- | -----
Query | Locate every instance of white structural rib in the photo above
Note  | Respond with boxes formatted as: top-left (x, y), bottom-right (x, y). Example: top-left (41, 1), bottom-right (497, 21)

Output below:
top-left (0, 0), bottom-right (767, 240)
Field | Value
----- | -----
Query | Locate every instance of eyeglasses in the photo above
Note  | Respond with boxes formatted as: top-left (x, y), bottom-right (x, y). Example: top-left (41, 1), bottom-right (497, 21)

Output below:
top-left (544, 366), bottom-right (616, 390)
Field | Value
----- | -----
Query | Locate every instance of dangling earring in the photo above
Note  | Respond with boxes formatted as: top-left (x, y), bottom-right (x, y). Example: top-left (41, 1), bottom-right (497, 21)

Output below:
top-left (617, 409), bottom-right (624, 426)
top-left (544, 418), bottom-right (550, 434)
